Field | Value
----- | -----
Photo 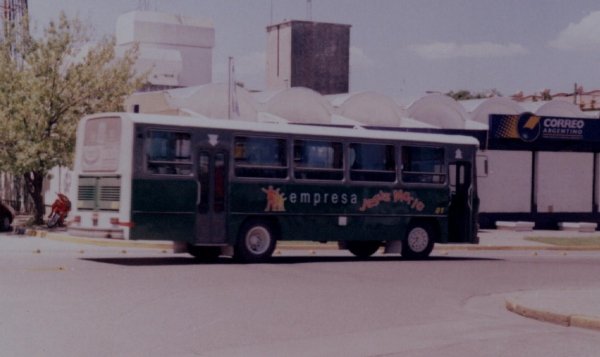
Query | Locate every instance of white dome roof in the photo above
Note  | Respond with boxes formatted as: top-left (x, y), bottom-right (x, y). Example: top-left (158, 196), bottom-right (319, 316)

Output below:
top-left (407, 94), bottom-right (469, 129)
top-left (468, 97), bottom-right (525, 125)
top-left (522, 100), bottom-right (584, 117)
top-left (165, 83), bottom-right (257, 120)
top-left (264, 87), bottom-right (333, 124)
top-left (332, 91), bottom-right (407, 127)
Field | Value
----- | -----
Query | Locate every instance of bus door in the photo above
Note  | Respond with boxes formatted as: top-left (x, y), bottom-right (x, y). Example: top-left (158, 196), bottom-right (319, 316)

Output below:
top-left (196, 149), bottom-right (228, 244)
top-left (448, 160), bottom-right (477, 243)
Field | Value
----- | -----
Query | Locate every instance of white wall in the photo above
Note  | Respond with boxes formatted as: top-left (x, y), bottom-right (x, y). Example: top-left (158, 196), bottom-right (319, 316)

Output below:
top-left (116, 11), bottom-right (215, 87)
top-left (266, 24), bottom-right (292, 91)
top-left (478, 150), bottom-right (532, 213)
top-left (537, 152), bottom-right (593, 212)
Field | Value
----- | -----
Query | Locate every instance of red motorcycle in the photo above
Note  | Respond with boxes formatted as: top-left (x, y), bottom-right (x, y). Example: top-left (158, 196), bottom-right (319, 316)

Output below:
top-left (47, 193), bottom-right (71, 228)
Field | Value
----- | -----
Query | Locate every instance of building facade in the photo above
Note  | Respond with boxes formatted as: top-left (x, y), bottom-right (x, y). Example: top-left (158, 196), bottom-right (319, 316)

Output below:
top-left (266, 20), bottom-right (351, 95)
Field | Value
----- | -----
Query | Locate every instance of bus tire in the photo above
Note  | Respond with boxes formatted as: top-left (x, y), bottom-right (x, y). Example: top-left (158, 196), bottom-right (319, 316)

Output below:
top-left (402, 222), bottom-right (435, 260)
top-left (235, 220), bottom-right (277, 263)
top-left (1, 216), bottom-right (10, 231)
top-left (347, 241), bottom-right (380, 258)
top-left (187, 244), bottom-right (221, 262)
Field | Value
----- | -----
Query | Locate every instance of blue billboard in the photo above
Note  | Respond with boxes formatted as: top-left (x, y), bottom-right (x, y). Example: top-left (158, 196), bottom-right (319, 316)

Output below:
top-left (489, 113), bottom-right (600, 151)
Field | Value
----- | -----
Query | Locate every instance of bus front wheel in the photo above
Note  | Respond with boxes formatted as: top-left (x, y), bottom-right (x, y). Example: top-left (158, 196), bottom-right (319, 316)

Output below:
top-left (235, 220), bottom-right (277, 263)
top-left (402, 223), bottom-right (435, 260)
top-left (347, 241), bottom-right (381, 258)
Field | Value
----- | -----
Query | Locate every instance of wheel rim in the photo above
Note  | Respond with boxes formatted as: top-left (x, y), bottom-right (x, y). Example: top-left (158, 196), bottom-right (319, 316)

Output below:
top-left (48, 214), bottom-right (59, 227)
top-left (407, 227), bottom-right (429, 253)
top-left (245, 226), bottom-right (271, 255)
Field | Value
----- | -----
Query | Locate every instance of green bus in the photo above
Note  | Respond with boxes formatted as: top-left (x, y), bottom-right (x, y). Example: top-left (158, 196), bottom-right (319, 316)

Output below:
top-left (69, 112), bottom-right (480, 262)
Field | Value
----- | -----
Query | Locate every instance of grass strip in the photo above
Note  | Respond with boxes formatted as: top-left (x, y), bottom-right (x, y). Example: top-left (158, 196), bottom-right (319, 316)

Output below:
top-left (525, 236), bottom-right (600, 247)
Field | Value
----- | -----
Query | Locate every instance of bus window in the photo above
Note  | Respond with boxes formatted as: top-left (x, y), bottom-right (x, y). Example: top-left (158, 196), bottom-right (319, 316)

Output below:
top-left (82, 117), bottom-right (121, 172)
top-left (349, 143), bottom-right (396, 182)
top-left (294, 140), bottom-right (343, 180)
top-left (234, 136), bottom-right (287, 178)
top-left (401, 146), bottom-right (445, 184)
top-left (146, 131), bottom-right (192, 175)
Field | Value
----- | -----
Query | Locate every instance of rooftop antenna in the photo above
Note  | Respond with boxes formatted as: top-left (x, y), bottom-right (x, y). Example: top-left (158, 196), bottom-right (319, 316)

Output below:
top-left (306, 0), bottom-right (312, 21)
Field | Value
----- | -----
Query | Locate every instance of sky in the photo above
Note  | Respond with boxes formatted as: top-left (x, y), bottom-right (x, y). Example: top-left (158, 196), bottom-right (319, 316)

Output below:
top-left (28, 0), bottom-right (600, 100)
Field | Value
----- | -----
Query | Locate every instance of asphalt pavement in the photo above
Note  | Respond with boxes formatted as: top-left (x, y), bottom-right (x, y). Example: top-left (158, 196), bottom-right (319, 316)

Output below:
top-left (10, 223), bottom-right (600, 333)
top-left (475, 229), bottom-right (600, 332)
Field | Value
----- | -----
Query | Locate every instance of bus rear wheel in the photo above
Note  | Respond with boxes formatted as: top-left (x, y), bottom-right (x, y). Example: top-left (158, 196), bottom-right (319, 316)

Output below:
top-left (235, 220), bottom-right (277, 263)
top-left (402, 223), bottom-right (435, 260)
top-left (347, 241), bottom-right (381, 258)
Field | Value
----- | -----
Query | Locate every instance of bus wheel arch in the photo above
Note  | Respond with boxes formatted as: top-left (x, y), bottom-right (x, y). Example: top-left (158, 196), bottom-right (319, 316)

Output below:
top-left (235, 217), bottom-right (279, 263)
top-left (347, 240), bottom-right (381, 259)
top-left (187, 244), bottom-right (222, 262)
top-left (402, 219), bottom-right (437, 260)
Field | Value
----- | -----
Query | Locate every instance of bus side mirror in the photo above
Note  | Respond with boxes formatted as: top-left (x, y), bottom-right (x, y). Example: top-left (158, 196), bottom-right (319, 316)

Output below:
top-left (476, 155), bottom-right (488, 177)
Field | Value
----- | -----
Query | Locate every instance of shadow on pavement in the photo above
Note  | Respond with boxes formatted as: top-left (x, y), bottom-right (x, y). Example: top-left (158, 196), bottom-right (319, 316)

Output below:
top-left (82, 255), bottom-right (501, 267)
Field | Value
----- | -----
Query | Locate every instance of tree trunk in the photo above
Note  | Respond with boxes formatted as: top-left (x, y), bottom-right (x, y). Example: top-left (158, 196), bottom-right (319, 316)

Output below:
top-left (23, 171), bottom-right (46, 225)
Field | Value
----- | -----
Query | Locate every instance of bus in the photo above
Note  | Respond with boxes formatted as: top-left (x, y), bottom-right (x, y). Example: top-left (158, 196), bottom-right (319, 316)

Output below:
top-left (69, 112), bottom-right (480, 262)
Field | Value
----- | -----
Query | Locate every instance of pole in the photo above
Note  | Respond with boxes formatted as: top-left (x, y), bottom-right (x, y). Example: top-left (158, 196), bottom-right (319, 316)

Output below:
top-left (228, 57), bottom-right (232, 120)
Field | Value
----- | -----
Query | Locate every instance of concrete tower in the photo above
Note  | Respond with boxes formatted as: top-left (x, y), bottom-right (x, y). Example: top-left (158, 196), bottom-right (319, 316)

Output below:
top-left (266, 20), bottom-right (351, 95)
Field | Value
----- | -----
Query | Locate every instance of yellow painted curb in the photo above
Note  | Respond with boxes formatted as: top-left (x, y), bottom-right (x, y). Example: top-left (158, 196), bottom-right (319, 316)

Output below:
top-left (570, 315), bottom-right (600, 331)
top-left (506, 299), bottom-right (570, 326)
top-left (40, 231), bottom-right (172, 250)
top-left (506, 298), bottom-right (600, 332)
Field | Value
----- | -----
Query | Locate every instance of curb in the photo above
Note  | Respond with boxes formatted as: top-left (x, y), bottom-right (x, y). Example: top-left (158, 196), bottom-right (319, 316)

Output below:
top-left (505, 298), bottom-right (600, 331)
top-left (437, 245), bottom-right (600, 251)
top-left (24, 229), bottom-right (173, 250)
top-left (17, 228), bottom-right (600, 252)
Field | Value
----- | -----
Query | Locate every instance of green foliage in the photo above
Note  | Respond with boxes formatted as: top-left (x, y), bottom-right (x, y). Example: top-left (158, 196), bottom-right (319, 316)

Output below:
top-left (0, 12), bottom-right (143, 173)
top-left (0, 12), bottom-right (145, 222)
top-left (446, 89), bottom-right (502, 101)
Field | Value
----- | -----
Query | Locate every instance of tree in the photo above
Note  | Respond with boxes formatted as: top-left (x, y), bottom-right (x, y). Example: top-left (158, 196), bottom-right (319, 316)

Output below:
top-left (446, 89), bottom-right (502, 101)
top-left (0, 13), bottom-right (145, 224)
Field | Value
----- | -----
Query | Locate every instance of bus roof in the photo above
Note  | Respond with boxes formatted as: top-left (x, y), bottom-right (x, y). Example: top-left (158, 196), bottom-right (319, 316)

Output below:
top-left (85, 112), bottom-right (480, 147)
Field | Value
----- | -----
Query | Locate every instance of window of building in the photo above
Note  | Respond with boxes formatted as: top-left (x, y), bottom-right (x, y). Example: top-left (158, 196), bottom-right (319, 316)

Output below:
top-left (234, 136), bottom-right (287, 178)
top-left (349, 143), bottom-right (396, 182)
top-left (146, 131), bottom-right (192, 175)
top-left (401, 146), bottom-right (445, 184)
top-left (294, 140), bottom-right (343, 180)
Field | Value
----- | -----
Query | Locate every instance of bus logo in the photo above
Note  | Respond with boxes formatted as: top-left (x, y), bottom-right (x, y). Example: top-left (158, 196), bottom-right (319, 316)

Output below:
top-left (359, 189), bottom-right (425, 212)
top-left (262, 185), bottom-right (287, 212)
top-left (261, 186), bottom-right (425, 213)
